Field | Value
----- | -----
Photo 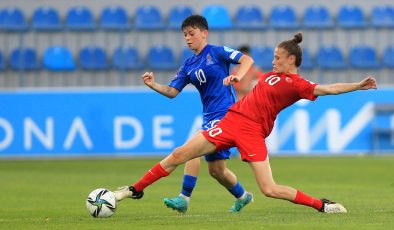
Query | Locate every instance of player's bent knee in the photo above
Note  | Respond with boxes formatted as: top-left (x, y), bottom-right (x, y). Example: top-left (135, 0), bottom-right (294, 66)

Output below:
top-left (208, 169), bottom-right (221, 179)
top-left (260, 186), bottom-right (278, 198)
top-left (170, 147), bottom-right (189, 164)
top-left (207, 165), bottom-right (226, 179)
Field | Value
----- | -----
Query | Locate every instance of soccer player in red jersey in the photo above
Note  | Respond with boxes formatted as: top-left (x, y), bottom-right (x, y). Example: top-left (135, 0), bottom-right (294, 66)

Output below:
top-left (115, 32), bottom-right (377, 213)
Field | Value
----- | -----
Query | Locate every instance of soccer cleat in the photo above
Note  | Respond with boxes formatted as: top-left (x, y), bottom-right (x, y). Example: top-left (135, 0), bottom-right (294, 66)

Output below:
top-left (229, 192), bottom-right (254, 213)
top-left (163, 196), bottom-right (188, 213)
top-left (319, 198), bottom-right (347, 213)
top-left (114, 186), bottom-right (144, 201)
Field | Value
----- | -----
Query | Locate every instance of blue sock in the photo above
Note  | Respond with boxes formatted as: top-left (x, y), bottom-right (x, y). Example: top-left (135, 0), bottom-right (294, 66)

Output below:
top-left (181, 174), bottom-right (197, 197)
top-left (228, 182), bottom-right (245, 198)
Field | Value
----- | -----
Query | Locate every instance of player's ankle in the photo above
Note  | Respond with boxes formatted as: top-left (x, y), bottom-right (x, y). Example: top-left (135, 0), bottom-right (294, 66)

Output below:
top-left (179, 194), bottom-right (190, 202)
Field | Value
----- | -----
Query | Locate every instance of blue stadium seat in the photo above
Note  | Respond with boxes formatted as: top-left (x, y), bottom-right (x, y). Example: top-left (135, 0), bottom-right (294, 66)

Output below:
top-left (316, 46), bottom-right (347, 70)
top-left (43, 46), bottom-right (76, 71)
top-left (112, 47), bottom-right (144, 70)
top-left (0, 51), bottom-right (5, 70)
top-left (251, 46), bottom-right (274, 70)
top-left (303, 5), bottom-right (334, 29)
top-left (269, 5), bottom-right (299, 30)
top-left (202, 5), bottom-right (233, 30)
top-left (32, 7), bottom-right (62, 31)
top-left (66, 6), bottom-right (95, 31)
top-left (300, 48), bottom-right (314, 70)
top-left (0, 7), bottom-right (27, 31)
top-left (79, 46), bottom-right (108, 70)
top-left (349, 45), bottom-right (380, 69)
top-left (134, 6), bottom-right (165, 30)
top-left (383, 46), bottom-right (394, 68)
top-left (337, 5), bottom-right (366, 29)
top-left (9, 48), bottom-right (40, 70)
top-left (371, 5), bottom-right (394, 29)
top-left (147, 45), bottom-right (177, 70)
top-left (235, 5), bottom-right (266, 30)
top-left (100, 6), bottom-right (129, 30)
top-left (179, 48), bottom-right (194, 64)
top-left (168, 5), bottom-right (194, 30)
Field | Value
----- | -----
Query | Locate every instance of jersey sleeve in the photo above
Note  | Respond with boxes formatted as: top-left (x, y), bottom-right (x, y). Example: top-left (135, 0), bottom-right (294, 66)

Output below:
top-left (168, 64), bottom-right (190, 91)
top-left (215, 46), bottom-right (243, 64)
top-left (296, 77), bottom-right (318, 101)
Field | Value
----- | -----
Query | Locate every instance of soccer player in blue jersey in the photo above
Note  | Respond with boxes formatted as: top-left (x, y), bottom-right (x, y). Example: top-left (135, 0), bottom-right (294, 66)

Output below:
top-left (116, 15), bottom-right (254, 213)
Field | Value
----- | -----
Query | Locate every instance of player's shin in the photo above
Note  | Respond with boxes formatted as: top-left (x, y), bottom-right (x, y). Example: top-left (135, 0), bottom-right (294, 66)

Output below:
top-left (293, 190), bottom-right (323, 210)
top-left (132, 162), bottom-right (170, 192)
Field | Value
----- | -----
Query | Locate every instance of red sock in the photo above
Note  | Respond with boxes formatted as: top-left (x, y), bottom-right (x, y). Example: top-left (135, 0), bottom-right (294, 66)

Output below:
top-left (133, 163), bottom-right (169, 192)
top-left (293, 190), bottom-right (323, 210)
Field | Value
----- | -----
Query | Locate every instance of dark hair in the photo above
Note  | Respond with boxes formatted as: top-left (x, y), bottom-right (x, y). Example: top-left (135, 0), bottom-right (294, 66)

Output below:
top-left (181, 15), bottom-right (209, 31)
top-left (277, 32), bottom-right (303, 67)
top-left (238, 45), bottom-right (250, 54)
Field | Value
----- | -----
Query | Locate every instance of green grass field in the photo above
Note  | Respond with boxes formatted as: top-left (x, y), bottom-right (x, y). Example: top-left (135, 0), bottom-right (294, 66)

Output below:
top-left (1, 156), bottom-right (393, 230)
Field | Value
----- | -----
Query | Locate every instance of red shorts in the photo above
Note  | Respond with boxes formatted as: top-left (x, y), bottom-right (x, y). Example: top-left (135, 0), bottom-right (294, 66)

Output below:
top-left (202, 111), bottom-right (268, 162)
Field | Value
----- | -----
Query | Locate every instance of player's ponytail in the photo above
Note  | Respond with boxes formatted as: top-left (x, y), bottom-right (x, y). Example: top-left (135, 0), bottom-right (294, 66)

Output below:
top-left (293, 32), bottom-right (303, 45)
top-left (278, 32), bottom-right (303, 67)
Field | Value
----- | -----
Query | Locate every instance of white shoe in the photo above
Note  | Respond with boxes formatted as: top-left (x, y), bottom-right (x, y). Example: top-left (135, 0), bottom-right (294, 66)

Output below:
top-left (320, 198), bottom-right (347, 213)
top-left (114, 186), bottom-right (144, 201)
top-left (114, 186), bottom-right (133, 201)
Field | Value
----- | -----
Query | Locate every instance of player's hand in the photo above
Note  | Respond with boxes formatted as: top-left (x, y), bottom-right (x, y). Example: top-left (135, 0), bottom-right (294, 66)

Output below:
top-left (142, 72), bottom-right (155, 87)
top-left (358, 76), bottom-right (377, 90)
top-left (223, 75), bottom-right (241, 86)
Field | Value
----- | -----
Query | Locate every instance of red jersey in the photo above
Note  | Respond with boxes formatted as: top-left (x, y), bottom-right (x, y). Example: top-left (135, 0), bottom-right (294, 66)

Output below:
top-left (228, 72), bottom-right (318, 137)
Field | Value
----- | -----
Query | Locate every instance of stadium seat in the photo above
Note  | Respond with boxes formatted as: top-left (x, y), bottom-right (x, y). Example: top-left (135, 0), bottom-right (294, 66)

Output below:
top-left (316, 46), bottom-right (347, 70)
top-left (0, 51), bottom-right (5, 70)
top-left (250, 46), bottom-right (274, 70)
top-left (370, 5), bottom-right (394, 29)
top-left (147, 45), bottom-right (177, 70)
top-left (202, 5), bottom-right (233, 30)
top-left (43, 46), bottom-right (76, 71)
top-left (168, 5), bottom-right (194, 30)
top-left (0, 7), bottom-right (27, 31)
top-left (9, 48), bottom-right (40, 70)
top-left (179, 47), bottom-right (194, 64)
top-left (269, 5), bottom-right (299, 30)
top-left (300, 48), bottom-right (314, 70)
top-left (66, 6), bottom-right (95, 31)
top-left (349, 45), bottom-right (380, 69)
top-left (112, 47), bottom-right (144, 70)
top-left (337, 5), bottom-right (366, 29)
top-left (32, 7), bottom-right (62, 31)
top-left (79, 46), bottom-right (108, 70)
top-left (100, 6), bottom-right (129, 30)
top-left (303, 5), bottom-right (334, 29)
top-left (235, 5), bottom-right (266, 30)
top-left (134, 5), bottom-right (165, 30)
top-left (383, 46), bottom-right (394, 68)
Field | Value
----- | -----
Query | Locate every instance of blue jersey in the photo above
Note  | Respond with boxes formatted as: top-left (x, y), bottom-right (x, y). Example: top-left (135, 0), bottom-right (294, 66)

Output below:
top-left (169, 44), bottom-right (243, 129)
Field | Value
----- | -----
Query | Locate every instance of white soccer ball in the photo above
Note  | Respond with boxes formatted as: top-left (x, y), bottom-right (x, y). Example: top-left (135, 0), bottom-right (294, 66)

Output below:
top-left (86, 188), bottom-right (117, 218)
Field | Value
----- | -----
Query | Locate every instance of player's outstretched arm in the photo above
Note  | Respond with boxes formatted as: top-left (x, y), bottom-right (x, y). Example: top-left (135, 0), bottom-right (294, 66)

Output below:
top-left (313, 76), bottom-right (377, 96)
top-left (223, 54), bottom-right (254, 86)
top-left (142, 72), bottom-right (180, 98)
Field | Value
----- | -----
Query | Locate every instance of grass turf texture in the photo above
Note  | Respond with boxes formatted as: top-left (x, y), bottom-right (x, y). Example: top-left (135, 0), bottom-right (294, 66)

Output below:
top-left (0, 156), bottom-right (393, 230)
